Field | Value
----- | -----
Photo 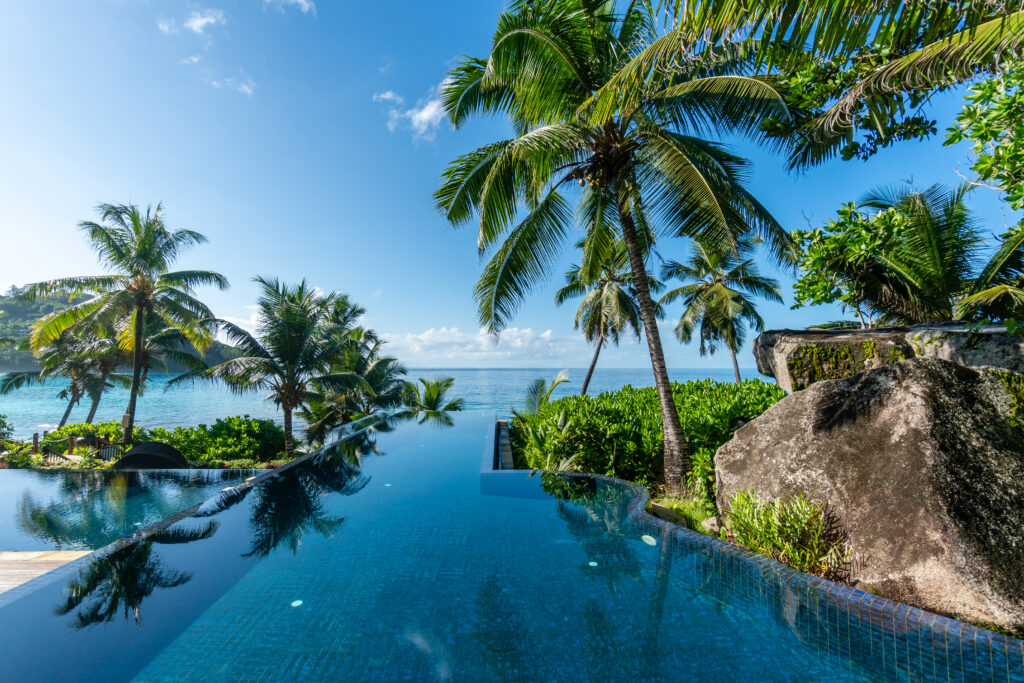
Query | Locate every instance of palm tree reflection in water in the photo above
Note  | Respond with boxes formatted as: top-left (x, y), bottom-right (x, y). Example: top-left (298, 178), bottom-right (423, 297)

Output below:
top-left (55, 521), bottom-right (217, 628)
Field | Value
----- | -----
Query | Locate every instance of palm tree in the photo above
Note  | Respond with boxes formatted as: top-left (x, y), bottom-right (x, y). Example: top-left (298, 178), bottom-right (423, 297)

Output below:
top-left (25, 203), bottom-right (228, 443)
top-left (0, 332), bottom-right (101, 427)
top-left (556, 242), bottom-right (658, 395)
top-left (597, 2), bottom-right (1024, 169)
top-left (300, 329), bottom-right (407, 445)
top-left (402, 377), bottom-right (465, 416)
top-left (959, 224), bottom-right (1024, 319)
top-left (515, 369), bottom-right (570, 417)
top-left (660, 239), bottom-right (782, 384)
top-left (435, 0), bottom-right (794, 486)
top-left (174, 277), bottom-right (365, 458)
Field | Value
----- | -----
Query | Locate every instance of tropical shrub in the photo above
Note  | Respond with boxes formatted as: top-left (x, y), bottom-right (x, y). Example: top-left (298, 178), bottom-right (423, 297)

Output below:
top-left (726, 490), bottom-right (851, 581)
top-left (510, 379), bottom-right (785, 491)
top-left (148, 416), bottom-right (286, 464)
top-left (47, 421), bottom-right (151, 445)
top-left (0, 414), bottom-right (13, 440)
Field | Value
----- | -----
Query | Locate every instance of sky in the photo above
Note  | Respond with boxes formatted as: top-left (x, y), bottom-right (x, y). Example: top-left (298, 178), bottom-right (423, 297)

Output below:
top-left (0, 1), bottom-right (1019, 370)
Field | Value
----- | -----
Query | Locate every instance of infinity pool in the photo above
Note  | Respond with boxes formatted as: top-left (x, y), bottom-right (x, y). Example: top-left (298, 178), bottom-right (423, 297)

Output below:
top-left (0, 468), bottom-right (254, 551)
top-left (0, 412), bottom-right (1020, 681)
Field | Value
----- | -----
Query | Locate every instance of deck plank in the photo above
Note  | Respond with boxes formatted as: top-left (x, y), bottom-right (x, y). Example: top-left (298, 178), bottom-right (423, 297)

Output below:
top-left (0, 551), bottom-right (91, 594)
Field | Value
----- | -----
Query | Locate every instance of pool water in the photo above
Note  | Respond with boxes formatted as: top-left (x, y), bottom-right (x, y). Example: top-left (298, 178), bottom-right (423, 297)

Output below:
top-left (0, 468), bottom-right (254, 551)
top-left (0, 412), bottom-right (1020, 682)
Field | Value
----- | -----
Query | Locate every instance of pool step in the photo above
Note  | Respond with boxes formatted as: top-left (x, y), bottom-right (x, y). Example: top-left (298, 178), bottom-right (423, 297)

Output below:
top-left (0, 551), bottom-right (92, 594)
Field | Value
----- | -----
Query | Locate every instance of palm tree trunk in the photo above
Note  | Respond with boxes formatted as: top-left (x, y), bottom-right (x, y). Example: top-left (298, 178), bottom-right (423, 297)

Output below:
top-left (124, 304), bottom-right (145, 444)
top-left (86, 369), bottom-right (111, 424)
top-left (729, 346), bottom-right (742, 385)
top-left (58, 391), bottom-right (79, 428)
top-left (581, 333), bottom-right (603, 396)
top-left (616, 194), bottom-right (687, 489)
top-left (283, 406), bottom-right (294, 458)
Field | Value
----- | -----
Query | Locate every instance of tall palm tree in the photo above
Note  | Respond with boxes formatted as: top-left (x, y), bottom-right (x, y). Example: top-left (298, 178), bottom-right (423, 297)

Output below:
top-left (435, 0), bottom-right (794, 486)
top-left (660, 239), bottom-right (782, 384)
top-left (556, 242), bottom-right (658, 395)
top-left (25, 203), bottom-right (228, 443)
top-left (174, 277), bottom-right (365, 458)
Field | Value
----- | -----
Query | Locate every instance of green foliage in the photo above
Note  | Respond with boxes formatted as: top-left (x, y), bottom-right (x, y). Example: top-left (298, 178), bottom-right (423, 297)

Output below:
top-left (651, 495), bottom-right (718, 537)
top-left (0, 414), bottom-right (12, 440)
top-left (727, 490), bottom-right (851, 581)
top-left (947, 61), bottom-right (1024, 210)
top-left (148, 416), bottom-right (285, 464)
top-left (402, 377), bottom-right (465, 413)
top-left (1, 443), bottom-right (39, 469)
top-left (47, 421), bottom-right (150, 445)
top-left (791, 202), bottom-right (908, 322)
top-left (511, 379), bottom-right (785, 491)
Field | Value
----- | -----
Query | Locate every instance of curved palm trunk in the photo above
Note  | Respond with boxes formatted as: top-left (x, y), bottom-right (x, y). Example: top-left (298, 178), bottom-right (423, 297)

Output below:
top-left (58, 390), bottom-right (80, 428)
top-left (616, 195), bottom-right (687, 489)
top-left (124, 304), bottom-right (146, 444)
top-left (283, 406), bottom-right (294, 458)
top-left (580, 333), bottom-right (604, 396)
top-left (728, 346), bottom-right (742, 385)
top-left (86, 369), bottom-right (112, 424)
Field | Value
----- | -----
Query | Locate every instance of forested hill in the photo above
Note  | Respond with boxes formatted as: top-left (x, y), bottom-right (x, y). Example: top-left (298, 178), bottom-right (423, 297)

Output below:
top-left (0, 287), bottom-right (241, 372)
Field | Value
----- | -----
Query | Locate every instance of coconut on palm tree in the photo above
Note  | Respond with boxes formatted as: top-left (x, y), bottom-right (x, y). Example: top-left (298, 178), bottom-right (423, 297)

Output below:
top-left (435, 0), bottom-right (794, 486)
top-left (660, 239), bottom-right (781, 384)
top-left (556, 242), bottom-right (659, 395)
top-left (25, 203), bottom-right (227, 443)
top-left (174, 277), bottom-right (366, 458)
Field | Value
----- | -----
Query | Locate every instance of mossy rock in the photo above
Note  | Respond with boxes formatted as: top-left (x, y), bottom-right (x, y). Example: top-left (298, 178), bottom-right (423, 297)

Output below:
top-left (785, 339), bottom-right (915, 391)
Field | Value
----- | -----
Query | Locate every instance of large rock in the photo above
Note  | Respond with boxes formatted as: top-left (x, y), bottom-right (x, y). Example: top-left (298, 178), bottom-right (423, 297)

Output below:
top-left (716, 357), bottom-right (1024, 631)
top-left (755, 324), bottom-right (1024, 392)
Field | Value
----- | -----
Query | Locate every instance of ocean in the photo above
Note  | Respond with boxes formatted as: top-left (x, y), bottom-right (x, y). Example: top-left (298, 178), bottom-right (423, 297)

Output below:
top-left (0, 367), bottom-right (768, 439)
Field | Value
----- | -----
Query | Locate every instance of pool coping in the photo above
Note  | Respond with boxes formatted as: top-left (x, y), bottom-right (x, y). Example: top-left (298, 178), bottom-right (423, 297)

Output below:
top-left (483, 421), bottom-right (1024, 659)
top-left (0, 415), bottom-right (386, 609)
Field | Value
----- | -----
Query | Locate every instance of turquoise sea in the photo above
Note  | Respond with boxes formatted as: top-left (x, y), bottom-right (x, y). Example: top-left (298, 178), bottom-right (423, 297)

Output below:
top-left (0, 367), bottom-right (766, 439)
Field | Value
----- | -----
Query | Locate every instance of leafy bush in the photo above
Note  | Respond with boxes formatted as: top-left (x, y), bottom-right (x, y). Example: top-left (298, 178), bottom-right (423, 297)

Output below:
top-left (47, 421), bottom-right (151, 445)
top-left (148, 416), bottom-right (286, 464)
top-left (651, 495), bottom-right (719, 537)
top-left (726, 490), bottom-right (851, 581)
top-left (0, 442), bottom-right (37, 469)
top-left (510, 379), bottom-right (785, 491)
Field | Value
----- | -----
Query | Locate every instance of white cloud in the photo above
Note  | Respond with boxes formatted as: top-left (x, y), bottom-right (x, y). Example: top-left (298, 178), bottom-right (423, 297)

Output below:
top-left (179, 55), bottom-right (201, 65)
top-left (374, 80), bottom-right (450, 141)
top-left (157, 18), bottom-right (175, 34)
top-left (184, 9), bottom-right (227, 34)
top-left (220, 306), bottom-right (260, 335)
top-left (210, 77), bottom-right (256, 97)
top-left (372, 90), bottom-right (404, 105)
top-left (381, 326), bottom-right (600, 366)
top-left (264, 0), bottom-right (316, 14)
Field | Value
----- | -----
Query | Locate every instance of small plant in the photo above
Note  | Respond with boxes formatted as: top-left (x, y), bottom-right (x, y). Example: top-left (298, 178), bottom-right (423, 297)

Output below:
top-left (0, 414), bottom-right (13, 440)
top-left (726, 490), bottom-right (851, 582)
top-left (652, 495), bottom-right (718, 537)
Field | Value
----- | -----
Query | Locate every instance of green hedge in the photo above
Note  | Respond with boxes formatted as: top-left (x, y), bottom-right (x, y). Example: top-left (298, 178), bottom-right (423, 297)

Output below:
top-left (43, 416), bottom-right (286, 465)
top-left (510, 379), bottom-right (786, 490)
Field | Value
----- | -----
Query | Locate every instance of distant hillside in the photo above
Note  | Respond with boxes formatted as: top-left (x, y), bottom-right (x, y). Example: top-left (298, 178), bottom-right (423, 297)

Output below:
top-left (0, 288), bottom-right (242, 372)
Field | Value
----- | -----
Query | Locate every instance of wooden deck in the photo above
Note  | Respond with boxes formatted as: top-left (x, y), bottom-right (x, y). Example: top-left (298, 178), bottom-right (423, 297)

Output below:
top-left (0, 551), bottom-right (91, 594)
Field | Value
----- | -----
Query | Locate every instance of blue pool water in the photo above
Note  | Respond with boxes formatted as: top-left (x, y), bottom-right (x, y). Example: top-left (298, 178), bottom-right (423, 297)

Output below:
top-left (0, 469), bottom-right (254, 551)
top-left (0, 412), bottom-right (1019, 682)
top-left (0, 367), bottom-right (754, 438)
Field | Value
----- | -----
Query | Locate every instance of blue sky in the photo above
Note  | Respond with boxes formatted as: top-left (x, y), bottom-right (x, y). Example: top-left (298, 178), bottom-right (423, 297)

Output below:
top-left (0, 1), bottom-right (1018, 370)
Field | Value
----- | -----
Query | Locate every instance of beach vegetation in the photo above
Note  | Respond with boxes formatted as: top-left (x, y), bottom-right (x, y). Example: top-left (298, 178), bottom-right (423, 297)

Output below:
top-left (402, 377), bottom-right (465, 420)
top-left (172, 277), bottom-right (367, 458)
top-left (514, 369), bottom-right (570, 417)
top-left (435, 0), bottom-right (797, 489)
top-left (726, 490), bottom-right (851, 581)
top-left (556, 242), bottom-right (657, 395)
top-left (661, 238), bottom-right (782, 384)
top-left (511, 379), bottom-right (785, 491)
top-left (22, 203), bottom-right (228, 443)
